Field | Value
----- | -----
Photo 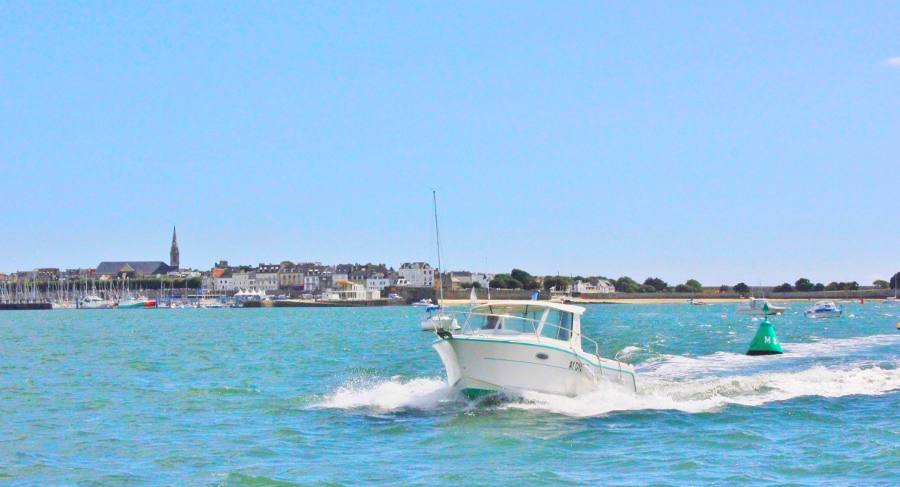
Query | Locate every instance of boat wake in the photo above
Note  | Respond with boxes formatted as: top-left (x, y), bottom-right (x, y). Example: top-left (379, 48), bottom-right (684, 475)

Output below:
top-left (511, 362), bottom-right (899, 417)
top-left (312, 376), bottom-right (454, 412)
top-left (313, 335), bottom-right (900, 417)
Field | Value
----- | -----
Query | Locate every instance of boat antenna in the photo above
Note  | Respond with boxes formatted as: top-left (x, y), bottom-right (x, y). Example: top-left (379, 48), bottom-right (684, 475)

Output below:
top-left (432, 190), bottom-right (444, 310)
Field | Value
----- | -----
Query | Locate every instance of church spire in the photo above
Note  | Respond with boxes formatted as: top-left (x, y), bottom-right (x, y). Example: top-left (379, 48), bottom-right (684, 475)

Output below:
top-left (170, 226), bottom-right (180, 270)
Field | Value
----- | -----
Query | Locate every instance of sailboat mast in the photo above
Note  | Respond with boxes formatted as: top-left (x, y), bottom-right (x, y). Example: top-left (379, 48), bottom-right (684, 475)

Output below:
top-left (432, 190), bottom-right (444, 308)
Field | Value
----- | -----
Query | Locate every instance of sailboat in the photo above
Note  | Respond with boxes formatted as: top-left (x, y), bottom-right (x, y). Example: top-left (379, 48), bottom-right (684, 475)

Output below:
top-left (420, 191), bottom-right (460, 332)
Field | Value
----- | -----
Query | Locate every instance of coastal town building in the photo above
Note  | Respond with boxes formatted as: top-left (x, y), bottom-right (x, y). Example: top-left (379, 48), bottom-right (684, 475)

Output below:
top-left (255, 264), bottom-right (280, 291)
top-left (169, 227), bottom-right (180, 270)
top-left (211, 268), bottom-right (235, 291)
top-left (569, 279), bottom-right (616, 294)
top-left (333, 279), bottom-right (380, 301)
top-left (366, 276), bottom-right (390, 292)
top-left (447, 271), bottom-right (494, 289)
top-left (35, 268), bottom-right (61, 281)
top-left (278, 265), bottom-right (303, 289)
top-left (63, 268), bottom-right (95, 280)
top-left (333, 264), bottom-right (352, 282)
top-left (398, 262), bottom-right (435, 287)
top-left (231, 270), bottom-right (256, 290)
top-left (96, 261), bottom-right (172, 278)
top-left (95, 229), bottom-right (182, 279)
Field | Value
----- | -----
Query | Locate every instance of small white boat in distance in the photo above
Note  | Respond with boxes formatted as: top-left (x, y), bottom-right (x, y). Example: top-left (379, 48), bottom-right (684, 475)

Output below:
top-left (736, 298), bottom-right (786, 316)
top-left (805, 301), bottom-right (842, 318)
top-left (412, 298), bottom-right (435, 307)
top-left (431, 300), bottom-right (636, 398)
top-left (688, 298), bottom-right (707, 305)
top-left (420, 311), bottom-right (460, 331)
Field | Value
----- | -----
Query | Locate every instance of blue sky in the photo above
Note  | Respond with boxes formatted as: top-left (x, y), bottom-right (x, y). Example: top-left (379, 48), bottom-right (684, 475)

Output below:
top-left (1, 2), bottom-right (897, 285)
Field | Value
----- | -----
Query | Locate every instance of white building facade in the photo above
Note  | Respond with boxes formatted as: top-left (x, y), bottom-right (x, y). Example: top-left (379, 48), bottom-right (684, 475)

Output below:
top-left (398, 262), bottom-right (435, 287)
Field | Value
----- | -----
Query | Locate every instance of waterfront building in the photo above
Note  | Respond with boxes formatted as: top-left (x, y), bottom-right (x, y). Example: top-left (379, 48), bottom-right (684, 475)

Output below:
top-left (333, 279), bottom-right (379, 301)
top-left (252, 264), bottom-right (279, 291)
top-left (278, 265), bottom-right (302, 289)
top-left (35, 268), bottom-right (61, 281)
top-left (398, 262), bottom-right (435, 287)
top-left (569, 279), bottom-right (616, 294)
top-left (365, 274), bottom-right (391, 292)
top-left (231, 270), bottom-right (257, 290)
top-left (447, 271), bottom-right (494, 290)
top-left (333, 264), bottom-right (352, 282)
top-left (315, 269), bottom-right (333, 291)
top-left (212, 268), bottom-right (235, 291)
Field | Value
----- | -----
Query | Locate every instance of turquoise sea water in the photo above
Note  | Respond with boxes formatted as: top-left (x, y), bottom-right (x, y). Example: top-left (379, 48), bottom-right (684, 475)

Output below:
top-left (1, 302), bottom-right (898, 485)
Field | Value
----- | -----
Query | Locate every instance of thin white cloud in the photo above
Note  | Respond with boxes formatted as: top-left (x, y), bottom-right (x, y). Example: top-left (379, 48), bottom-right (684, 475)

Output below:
top-left (883, 56), bottom-right (900, 67)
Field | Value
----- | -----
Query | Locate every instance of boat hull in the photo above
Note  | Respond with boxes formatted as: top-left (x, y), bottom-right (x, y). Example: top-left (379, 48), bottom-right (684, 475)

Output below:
top-left (737, 307), bottom-right (786, 316)
top-left (805, 310), bottom-right (842, 318)
top-left (433, 336), bottom-right (635, 397)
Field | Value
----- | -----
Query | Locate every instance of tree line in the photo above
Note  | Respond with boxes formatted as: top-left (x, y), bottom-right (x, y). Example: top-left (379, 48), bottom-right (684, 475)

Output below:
top-left (772, 274), bottom-right (900, 292)
top-left (482, 270), bottom-right (900, 294)
top-left (486, 270), bottom-right (715, 294)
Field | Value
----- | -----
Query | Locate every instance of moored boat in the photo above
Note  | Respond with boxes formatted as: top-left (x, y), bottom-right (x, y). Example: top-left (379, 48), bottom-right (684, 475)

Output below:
top-left (736, 298), bottom-right (786, 316)
top-left (804, 301), bottom-right (842, 318)
top-left (79, 295), bottom-right (113, 309)
top-left (117, 296), bottom-right (155, 309)
top-left (431, 300), bottom-right (636, 398)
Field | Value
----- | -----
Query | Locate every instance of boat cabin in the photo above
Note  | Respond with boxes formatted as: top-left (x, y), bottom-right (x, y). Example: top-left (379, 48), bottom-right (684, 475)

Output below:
top-left (463, 300), bottom-right (599, 355)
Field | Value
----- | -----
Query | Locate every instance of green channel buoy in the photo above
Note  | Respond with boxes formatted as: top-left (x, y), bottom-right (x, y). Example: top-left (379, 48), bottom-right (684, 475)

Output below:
top-left (746, 318), bottom-right (782, 355)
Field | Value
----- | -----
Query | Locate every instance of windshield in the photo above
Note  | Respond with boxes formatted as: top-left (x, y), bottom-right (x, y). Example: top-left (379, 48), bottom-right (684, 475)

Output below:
top-left (466, 305), bottom-right (548, 334)
top-left (540, 309), bottom-right (573, 341)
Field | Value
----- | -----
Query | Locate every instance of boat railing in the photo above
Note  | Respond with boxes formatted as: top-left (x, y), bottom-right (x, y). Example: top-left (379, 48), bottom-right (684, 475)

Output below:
top-left (447, 310), bottom-right (609, 361)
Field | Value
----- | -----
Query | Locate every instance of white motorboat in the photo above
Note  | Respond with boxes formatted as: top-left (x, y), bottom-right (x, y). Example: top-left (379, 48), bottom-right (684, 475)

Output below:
top-left (420, 311), bottom-right (461, 331)
top-left (51, 301), bottom-right (77, 309)
top-left (79, 295), bottom-right (113, 309)
top-left (197, 298), bottom-right (226, 308)
top-left (432, 300), bottom-right (637, 398)
top-left (736, 298), bottom-right (786, 316)
top-left (234, 289), bottom-right (266, 306)
top-left (412, 298), bottom-right (435, 307)
top-left (688, 298), bottom-right (707, 306)
top-left (805, 301), bottom-right (842, 318)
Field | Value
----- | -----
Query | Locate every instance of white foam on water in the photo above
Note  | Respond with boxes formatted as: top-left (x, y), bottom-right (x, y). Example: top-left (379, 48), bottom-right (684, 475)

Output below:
top-left (312, 376), bottom-right (453, 412)
top-left (639, 334), bottom-right (900, 379)
top-left (616, 345), bottom-right (642, 361)
top-left (507, 363), bottom-right (900, 417)
top-left (314, 334), bottom-right (899, 416)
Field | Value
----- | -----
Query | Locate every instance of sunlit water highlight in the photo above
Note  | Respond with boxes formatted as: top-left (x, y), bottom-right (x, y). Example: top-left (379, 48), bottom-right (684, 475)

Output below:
top-left (1, 302), bottom-right (898, 484)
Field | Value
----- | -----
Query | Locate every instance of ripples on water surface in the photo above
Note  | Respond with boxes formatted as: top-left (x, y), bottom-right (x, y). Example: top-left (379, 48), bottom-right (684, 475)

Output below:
top-left (0, 303), bottom-right (898, 485)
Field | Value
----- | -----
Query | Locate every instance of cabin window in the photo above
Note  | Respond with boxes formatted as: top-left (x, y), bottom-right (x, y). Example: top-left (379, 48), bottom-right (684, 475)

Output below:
top-left (500, 314), bottom-right (535, 333)
top-left (541, 310), bottom-right (573, 341)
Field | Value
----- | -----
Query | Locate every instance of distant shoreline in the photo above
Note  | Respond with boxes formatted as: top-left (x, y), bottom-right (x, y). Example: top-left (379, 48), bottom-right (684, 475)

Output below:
top-left (441, 296), bottom-right (883, 305)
